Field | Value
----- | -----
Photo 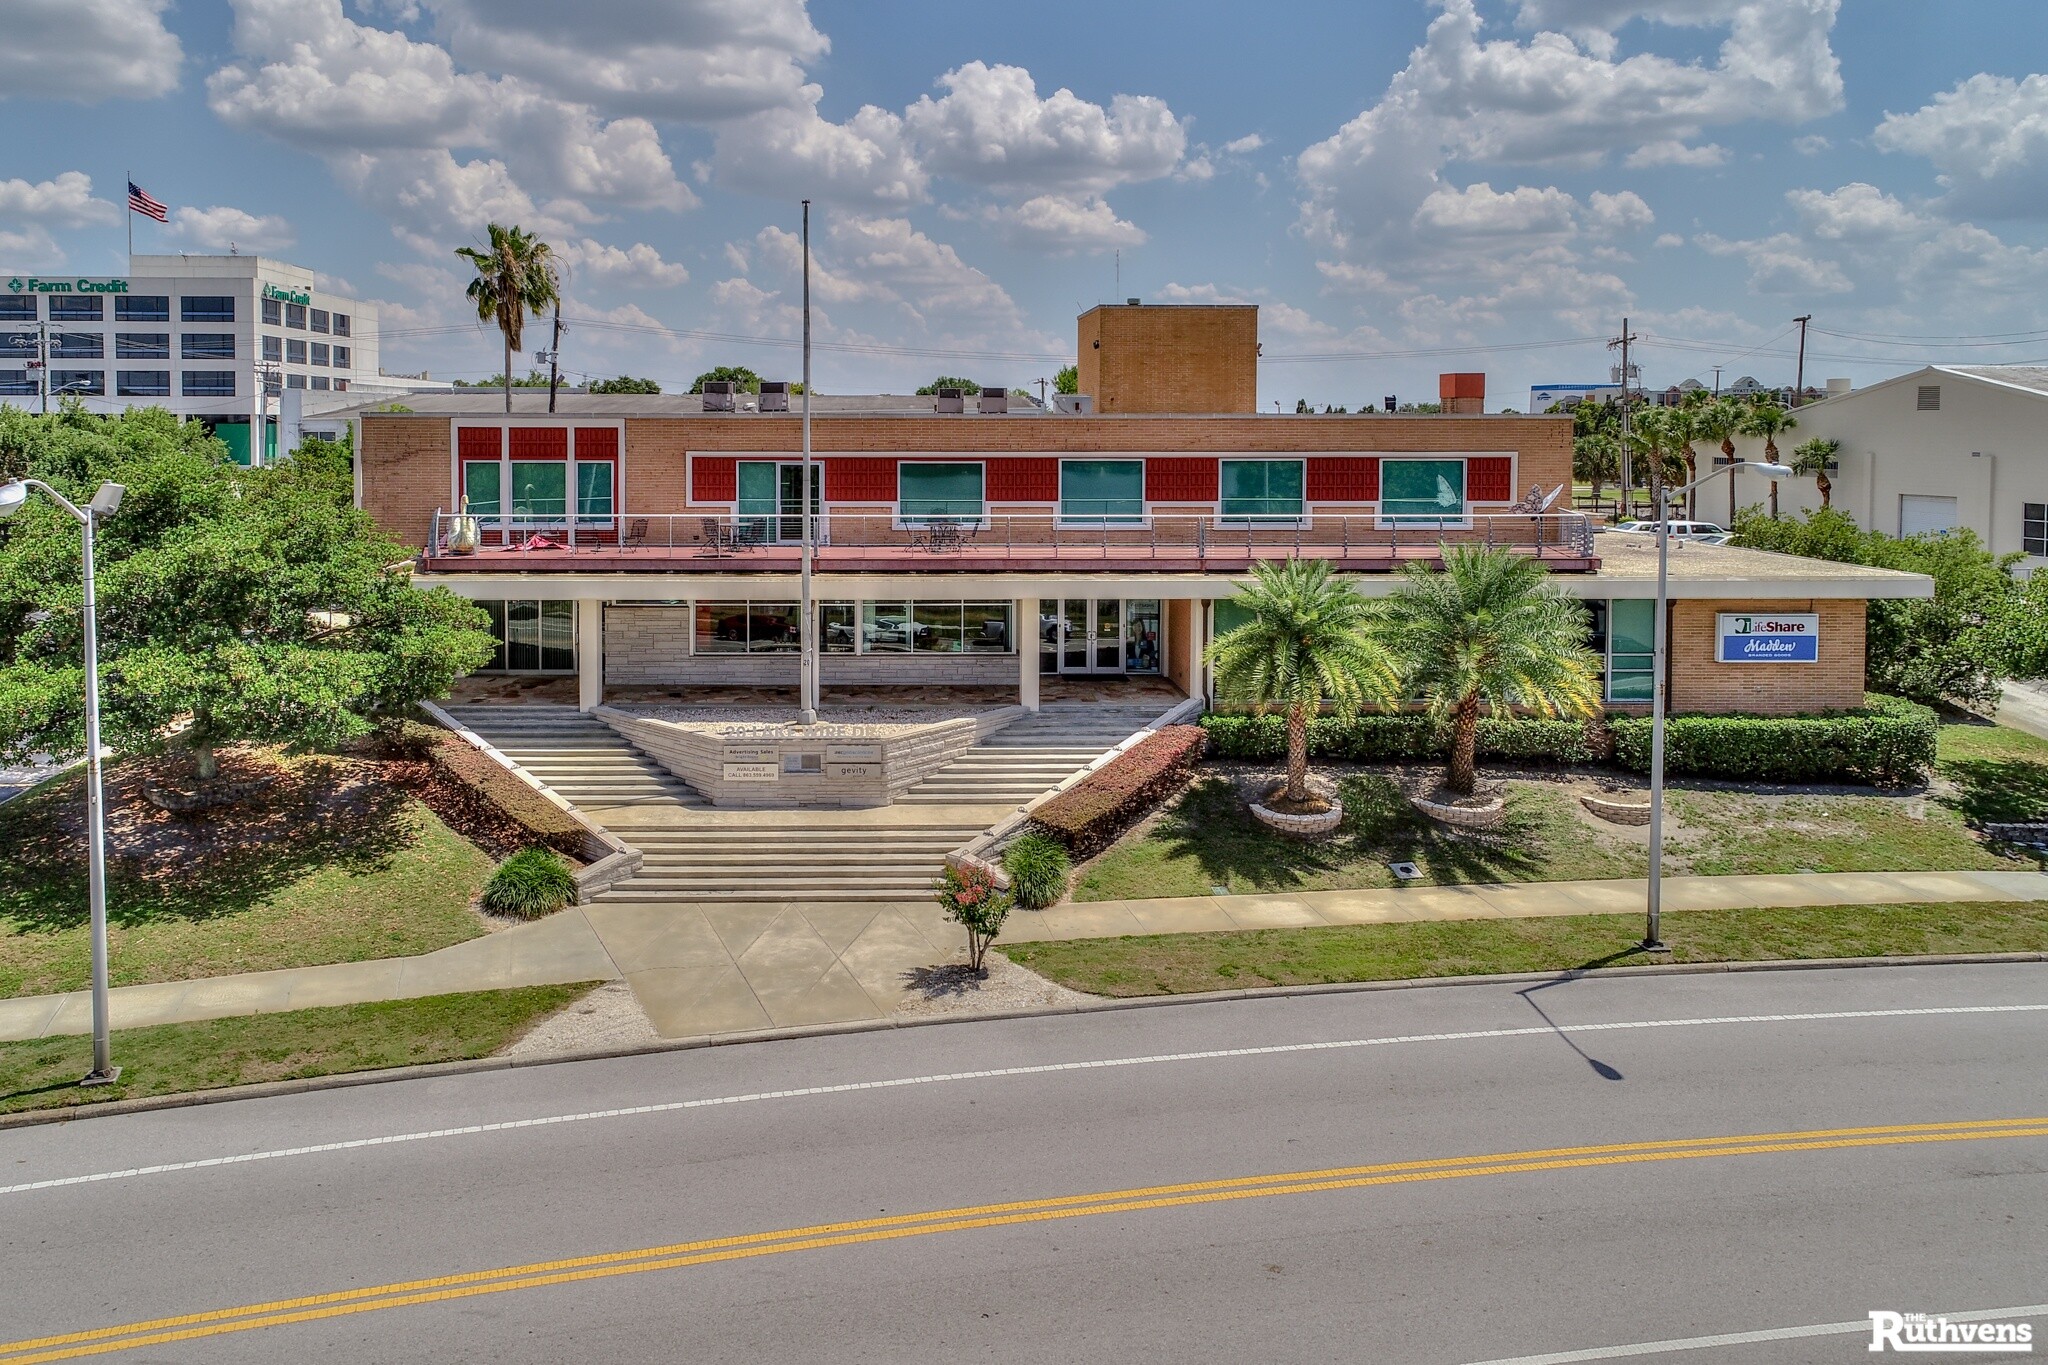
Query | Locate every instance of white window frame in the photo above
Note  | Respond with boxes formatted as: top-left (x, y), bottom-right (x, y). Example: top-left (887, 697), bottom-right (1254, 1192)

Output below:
top-left (1373, 455), bottom-right (1477, 531)
top-left (1056, 457), bottom-right (1150, 528)
top-left (1215, 456), bottom-right (1309, 528)
top-left (892, 459), bottom-right (990, 530)
top-left (444, 419), bottom-right (629, 536)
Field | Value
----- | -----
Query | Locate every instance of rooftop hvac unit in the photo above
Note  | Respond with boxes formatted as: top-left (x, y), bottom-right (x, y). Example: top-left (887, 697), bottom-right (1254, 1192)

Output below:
top-left (702, 380), bottom-right (737, 413)
top-left (935, 386), bottom-right (965, 414)
top-left (978, 386), bottom-right (1008, 414)
top-left (1052, 393), bottom-right (1093, 415)
top-left (759, 381), bottom-right (790, 412)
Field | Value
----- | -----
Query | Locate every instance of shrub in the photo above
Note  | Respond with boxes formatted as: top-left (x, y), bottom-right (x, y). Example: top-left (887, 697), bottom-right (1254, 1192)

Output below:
top-left (1028, 725), bottom-right (1208, 858)
top-left (1002, 834), bottom-right (1072, 909)
top-left (480, 847), bottom-right (578, 919)
top-left (1199, 713), bottom-right (1600, 765)
top-left (1607, 694), bottom-right (1936, 787)
top-left (933, 861), bottom-right (1012, 972)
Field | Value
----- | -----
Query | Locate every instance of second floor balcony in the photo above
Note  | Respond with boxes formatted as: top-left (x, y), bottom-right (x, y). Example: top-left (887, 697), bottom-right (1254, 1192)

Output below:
top-left (420, 507), bottom-right (1599, 575)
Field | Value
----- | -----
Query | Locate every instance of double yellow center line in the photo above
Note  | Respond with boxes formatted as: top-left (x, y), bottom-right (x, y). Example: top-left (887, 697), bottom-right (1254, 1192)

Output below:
top-left (6, 1115), bottom-right (2046, 1363)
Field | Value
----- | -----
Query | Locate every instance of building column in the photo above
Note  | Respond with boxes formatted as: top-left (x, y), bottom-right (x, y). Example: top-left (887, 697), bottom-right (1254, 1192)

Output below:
top-left (577, 598), bottom-right (604, 712)
top-left (1179, 599), bottom-right (1204, 704)
top-left (1018, 597), bottom-right (1040, 712)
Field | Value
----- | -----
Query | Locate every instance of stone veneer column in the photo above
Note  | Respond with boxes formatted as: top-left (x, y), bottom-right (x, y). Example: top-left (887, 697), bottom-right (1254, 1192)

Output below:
top-left (1018, 597), bottom-right (1040, 712)
top-left (577, 598), bottom-right (605, 711)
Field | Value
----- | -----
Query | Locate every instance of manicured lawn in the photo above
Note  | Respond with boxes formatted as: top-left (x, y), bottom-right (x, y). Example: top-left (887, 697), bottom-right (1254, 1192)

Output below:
top-left (1004, 901), bottom-right (2048, 997)
top-left (0, 984), bottom-right (596, 1116)
top-left (0, 750), bottom-right (494, 999)
top-left (1071, 718), bottom-right (2044, 902)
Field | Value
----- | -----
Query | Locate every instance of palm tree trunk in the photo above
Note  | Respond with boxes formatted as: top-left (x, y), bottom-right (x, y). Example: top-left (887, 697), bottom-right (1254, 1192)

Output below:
top-left (503, 331), bottom-right (512, 414)
top-left (1765, 437), bottom-right (1780, 518)
top-left (1447, 698), bottom-right (1479, 797)
top-left (1721, 436), bottom-right (1737, 524)
top-left (1286, 703), bottom-right (1309, 804)
top-left (1816, 468), bottom-right (1832, 508)
top-left (1681, 445), bottom-right (1697, 518)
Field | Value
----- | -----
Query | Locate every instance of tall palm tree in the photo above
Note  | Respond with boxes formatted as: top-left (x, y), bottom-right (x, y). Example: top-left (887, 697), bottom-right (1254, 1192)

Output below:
top-left (456, 224), bottom-right (560, 414)
top-left (1627, 404), bottom-right (1681, 522)
top-left (1792, 436), bottom-right (1841, 509)
top-left (1379, 545), bottom-right (1601, 797)
top-left (1692, 396), bottom-right (1744, 524)
top-left (1737, 400), bottom-right (1797, 518)
top-left (1573, 429), bottom-right (1620, 513)
top-left (1671, 391), bottom-right (1711, 517)
top-left (1205, 558), bottom-right (1399, 805)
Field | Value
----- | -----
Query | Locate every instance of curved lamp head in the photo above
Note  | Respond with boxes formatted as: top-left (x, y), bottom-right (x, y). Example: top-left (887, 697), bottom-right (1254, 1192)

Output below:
top-left (0, 480), bottom-right (27, 520)
top-left (1748, 461), bottom-right (1794, 478)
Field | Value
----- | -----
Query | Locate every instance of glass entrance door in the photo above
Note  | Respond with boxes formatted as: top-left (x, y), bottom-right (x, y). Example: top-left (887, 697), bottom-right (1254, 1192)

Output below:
top-left (1050, 599), bottom-right (1127, 676)
top-left (778, 462), bottom-right (820, 543)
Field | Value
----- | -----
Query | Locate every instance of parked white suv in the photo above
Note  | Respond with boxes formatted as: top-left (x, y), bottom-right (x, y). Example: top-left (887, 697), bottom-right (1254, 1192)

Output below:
top-left (1611, 519), bottom-right (1728, 540)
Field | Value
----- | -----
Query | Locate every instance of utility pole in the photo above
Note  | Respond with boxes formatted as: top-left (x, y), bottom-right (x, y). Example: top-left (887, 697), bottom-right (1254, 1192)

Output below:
top-left (29, 321), bottom-right (50, 414)
top-left (1712, 365), bottom-right (1722, 396)
top-left (1036, 377), bottom-right (1048, 407)
top-left (546, 300), bottom-right (563, 413)
top-left (799, 199), bottom-right (818, 726)
top-left (1608, 317), bottom-right (1638, 519)
top-left (253, 362), bottom-right (280, 467)
top-left (1791, 314), bottom-right (1812, 407)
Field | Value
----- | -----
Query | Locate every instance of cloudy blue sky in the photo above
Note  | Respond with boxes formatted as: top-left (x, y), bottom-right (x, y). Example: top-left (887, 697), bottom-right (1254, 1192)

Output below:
top-left (7, 0), bottom-right (2048, 407)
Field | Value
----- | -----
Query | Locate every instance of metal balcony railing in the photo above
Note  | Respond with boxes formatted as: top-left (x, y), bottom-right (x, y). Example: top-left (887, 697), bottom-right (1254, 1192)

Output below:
top-left (425, 508), bottom-right (1598, 564)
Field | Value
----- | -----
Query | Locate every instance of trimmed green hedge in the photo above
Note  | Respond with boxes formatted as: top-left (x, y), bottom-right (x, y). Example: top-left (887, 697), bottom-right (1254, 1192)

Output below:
top-left (1608, 694), bottom-right (1935, 788)
top-left (1200, 713), bottom-right (1602, 765)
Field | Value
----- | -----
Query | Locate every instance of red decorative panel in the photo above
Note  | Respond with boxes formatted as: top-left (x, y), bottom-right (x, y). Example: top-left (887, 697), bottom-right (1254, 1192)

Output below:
top-left (986, 457), bottom-right (1058, 502)
top-left (573, 427), bottom-right (617, 459)
top-left (1307, 457), bottom-right (1379, 502)
top-left (826, 457), bottom-right (897, 502)
top-left (457, 426), bottom-right (501, 459)
top-left (508, 426), bottom-right (568, 459)
top-left (1144, 456), bottom-right (1218, 502)
top-left (692, 455), bottom-right (736, 503)
top-left (1468, 456), bottom-right (1513, 502)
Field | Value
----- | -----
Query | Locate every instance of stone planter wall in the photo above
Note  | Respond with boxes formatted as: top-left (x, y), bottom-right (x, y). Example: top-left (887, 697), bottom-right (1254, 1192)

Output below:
top-left (1408, 792), bottom-right (1507, 830)
top-left (1580, 793), bottom-right (1652, 826)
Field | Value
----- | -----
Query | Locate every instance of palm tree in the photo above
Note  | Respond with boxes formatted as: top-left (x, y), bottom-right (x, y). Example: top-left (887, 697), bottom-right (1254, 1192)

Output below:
top-left (1573, 430), bottom-right (1620, 513)
top-left (1737, 400), bottom-right (1797, 518)
top-left (456, 224), bottom-right (560, 415)
top-left (1627, 404), bottom-right (1682, 522)
top-left (1379, 545), bottom-right (1601, 797)
top-left (1692, 396), bottom-right (1744, 524)
top-left (1792, 436), bottom-right (1841, 508)
top-left (1671, 391), bottom-right (1710, 517)
top-left (1205, 558), bottom-right (1399, 806)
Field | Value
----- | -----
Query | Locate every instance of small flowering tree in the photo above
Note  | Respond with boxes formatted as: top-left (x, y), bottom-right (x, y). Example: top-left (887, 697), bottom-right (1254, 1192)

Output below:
top-left (933, 861), bottom-right (1013, 975)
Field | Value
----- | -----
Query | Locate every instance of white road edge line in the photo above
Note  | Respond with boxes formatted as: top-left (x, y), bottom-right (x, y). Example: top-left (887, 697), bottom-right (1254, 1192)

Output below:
top-left (5, 1003), bottom-right (2045, 1199)
top-left (1459, 1300), bottom-right (2048, 1364)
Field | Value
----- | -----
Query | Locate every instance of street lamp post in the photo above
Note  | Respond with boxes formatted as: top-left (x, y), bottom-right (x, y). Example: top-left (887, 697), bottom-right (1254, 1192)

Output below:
top-left (0, 477), bottom-right (126, 1083)
top-left (1642, 459), bottom-right (1791, 951)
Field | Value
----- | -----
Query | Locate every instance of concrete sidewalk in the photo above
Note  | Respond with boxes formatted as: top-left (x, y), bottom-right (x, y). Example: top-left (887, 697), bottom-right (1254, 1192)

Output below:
top-left (1001, 869), bottom-right (2048, 943)
top-left (3, 869), bottom-right (2044, 1044)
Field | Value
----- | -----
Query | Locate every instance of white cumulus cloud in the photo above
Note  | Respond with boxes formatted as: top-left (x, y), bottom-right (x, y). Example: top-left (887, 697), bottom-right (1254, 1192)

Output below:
top-left (170, 205), bottom-right (296, 252)
top-left (1874, 73), bottom-right (2048, 218)
top-left (902, 62), bottom-right (1187, 196)
top-left (0, 0), bottom-right (181, 103)
top-left (0, 172), bottom-right (118, 227)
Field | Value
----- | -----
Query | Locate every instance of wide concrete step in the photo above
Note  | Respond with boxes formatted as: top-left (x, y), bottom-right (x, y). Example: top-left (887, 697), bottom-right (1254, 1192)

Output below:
top-left (592, 888), bottom-right (940, 904)
top-left (639, 853), bottom-right (954, 870)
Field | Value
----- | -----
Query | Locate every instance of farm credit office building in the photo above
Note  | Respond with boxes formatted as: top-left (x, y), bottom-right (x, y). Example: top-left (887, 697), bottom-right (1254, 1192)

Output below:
top-left (351, 305), bottom-right (1929, 716)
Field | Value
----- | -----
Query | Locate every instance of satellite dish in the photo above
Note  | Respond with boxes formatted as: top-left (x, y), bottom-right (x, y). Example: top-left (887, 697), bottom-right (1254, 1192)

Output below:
top-left (1536, 483), bottom-right (1564, 512)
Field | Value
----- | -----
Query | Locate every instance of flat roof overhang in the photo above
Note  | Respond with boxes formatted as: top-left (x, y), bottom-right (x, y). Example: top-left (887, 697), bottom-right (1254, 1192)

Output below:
top-left (413, 562), bottom-right (1934, 603)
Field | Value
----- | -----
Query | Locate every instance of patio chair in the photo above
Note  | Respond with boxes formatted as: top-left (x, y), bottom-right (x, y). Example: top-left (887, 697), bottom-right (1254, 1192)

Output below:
top-left (623, 517), bottom-right (649, 551)
top-left (696, 516), bottom-right (732, 558)
top-left (923, 518), bottom-right (964, 553)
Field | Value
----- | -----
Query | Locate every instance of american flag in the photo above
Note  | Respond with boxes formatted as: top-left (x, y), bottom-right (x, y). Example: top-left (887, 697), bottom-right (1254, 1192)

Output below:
top-left (127, 181), bottom-right (167, 222)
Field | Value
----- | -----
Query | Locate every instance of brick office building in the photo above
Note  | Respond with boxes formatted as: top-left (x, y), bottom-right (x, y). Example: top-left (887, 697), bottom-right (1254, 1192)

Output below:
top-left (349, 305), bottom-right (1928, 716)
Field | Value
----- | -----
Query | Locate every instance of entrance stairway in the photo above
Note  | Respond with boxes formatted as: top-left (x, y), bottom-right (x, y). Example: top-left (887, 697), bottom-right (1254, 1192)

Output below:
top-left (439, 700), bottom-right (1179, 904)
top-left (895, 703), bottom-right (1170, 805)
top-left (441, 704), bottom-right (708, 815)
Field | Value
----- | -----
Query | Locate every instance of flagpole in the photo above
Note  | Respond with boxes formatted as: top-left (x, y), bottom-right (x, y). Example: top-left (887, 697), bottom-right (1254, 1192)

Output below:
top-left (125, 170), bottom-right (132, 261)
top-left (799, 199), bottom-right (817, 726)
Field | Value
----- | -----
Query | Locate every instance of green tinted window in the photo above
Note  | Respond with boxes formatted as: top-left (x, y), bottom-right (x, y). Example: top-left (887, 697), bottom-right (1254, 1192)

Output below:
top-left (1219, 460), bottom-right (1304, 520)
top-left (899, 462), bottom-right (984, 521)
top-left (463, 461), bottom-right (501, 517)
top-left (509, 461), bottom-right (565, 520)
top-left (1381, 460), bottom-right (1466, 523)
top-left (1060, 460), bottom-right (1144, 522)
top-left (576, 462), bottom-right (614, 522)
top-left (1607, 598), bottom-right (1655, 702)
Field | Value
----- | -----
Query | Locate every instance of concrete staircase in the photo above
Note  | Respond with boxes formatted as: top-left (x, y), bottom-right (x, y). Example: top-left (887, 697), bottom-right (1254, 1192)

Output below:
top-left (440, 699), bottom-right (1178, 904)
top-left (589, 815), bottom-right (993, 904)
top-left (442, 704), bottom-right (708, 814)
top-left (896, 703), bottom-right (1169, 805)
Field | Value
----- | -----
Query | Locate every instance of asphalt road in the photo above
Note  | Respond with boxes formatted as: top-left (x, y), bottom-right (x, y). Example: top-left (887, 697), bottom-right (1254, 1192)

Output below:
top-left (3, 963), bottom-right (2046, 1364)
